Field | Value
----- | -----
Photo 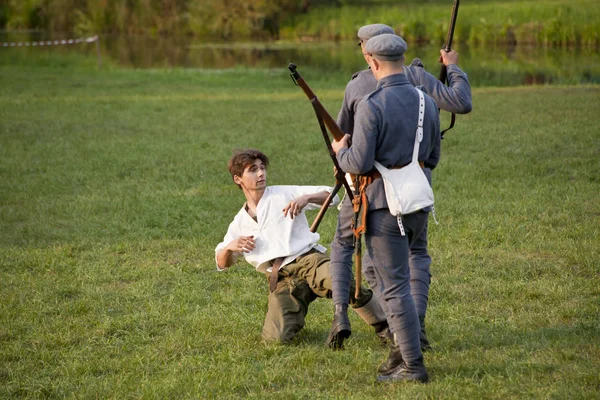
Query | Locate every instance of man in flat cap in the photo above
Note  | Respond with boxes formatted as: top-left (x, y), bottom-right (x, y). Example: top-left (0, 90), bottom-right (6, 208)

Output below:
top-left (327, 22), bottom-right (472, 367)
top-left (331, 33), bottom-right (441, 383)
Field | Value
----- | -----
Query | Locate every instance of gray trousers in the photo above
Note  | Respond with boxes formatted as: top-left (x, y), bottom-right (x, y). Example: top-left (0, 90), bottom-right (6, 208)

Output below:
top-left (365, 221), bottom-right (431, 318)
top-left (364, 209), bottom-right (427, 363)
top-left (330, 198), bottom-right (432, 319)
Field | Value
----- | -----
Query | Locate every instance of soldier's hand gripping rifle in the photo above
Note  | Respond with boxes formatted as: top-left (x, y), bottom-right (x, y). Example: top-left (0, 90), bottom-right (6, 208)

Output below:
top-left (288, 63), bottom-right (365, 299)
top-left (439, 0), bottom-right (460, 137)
top-left (288, 63), bottom-right (354, 233)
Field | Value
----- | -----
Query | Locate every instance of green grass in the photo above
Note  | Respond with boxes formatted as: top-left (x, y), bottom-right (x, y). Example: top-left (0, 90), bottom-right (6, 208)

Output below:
top-left (0, 58), bottom-right (599, 398)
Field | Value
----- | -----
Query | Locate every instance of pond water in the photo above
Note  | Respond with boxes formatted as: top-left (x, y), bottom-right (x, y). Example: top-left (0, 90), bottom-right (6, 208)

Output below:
top-left (2, 32), bottom-right (599, 87)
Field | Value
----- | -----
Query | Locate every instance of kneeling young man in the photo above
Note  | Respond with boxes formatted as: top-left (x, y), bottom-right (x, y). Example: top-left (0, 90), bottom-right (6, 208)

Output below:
top-left (215, 149), bottom-right (388, 345)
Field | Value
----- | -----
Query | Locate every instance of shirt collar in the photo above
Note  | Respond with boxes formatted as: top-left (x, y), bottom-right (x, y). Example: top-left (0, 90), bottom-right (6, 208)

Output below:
top-left (376, 72), bottom-right (409, 90)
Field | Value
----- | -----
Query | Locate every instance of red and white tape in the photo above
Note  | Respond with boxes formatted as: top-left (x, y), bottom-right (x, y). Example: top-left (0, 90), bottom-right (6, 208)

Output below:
top-left (2, 35), bottom-right (98, 48)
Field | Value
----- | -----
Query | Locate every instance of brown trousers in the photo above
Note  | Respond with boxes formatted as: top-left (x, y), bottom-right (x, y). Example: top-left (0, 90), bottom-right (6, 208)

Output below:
top-left (261, 251), bottom-right (372, 344)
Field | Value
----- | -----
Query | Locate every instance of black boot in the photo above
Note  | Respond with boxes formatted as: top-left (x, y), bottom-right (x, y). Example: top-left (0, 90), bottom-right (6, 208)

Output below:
top-left (377, 340), bottom-right (403, 376)
top-left (419, 315), bottom-right (432, 352)
top-left (377, 357), bottom-right (429, 383)
top-left (325, 304), bottom-right (351, 349)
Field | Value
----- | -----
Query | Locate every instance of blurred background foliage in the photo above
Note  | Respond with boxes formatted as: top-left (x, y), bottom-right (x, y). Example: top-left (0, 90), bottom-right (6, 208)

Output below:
top-left (0, 0), bottom-right (598, 46)
top-left (0, 0), bottom-right (314, 39)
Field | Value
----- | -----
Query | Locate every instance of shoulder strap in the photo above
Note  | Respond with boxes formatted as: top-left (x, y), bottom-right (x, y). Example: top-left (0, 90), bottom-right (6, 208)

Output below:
top-left (373, 89), bottom-right (425, 172)
top-left (412, 89), bottom-right (426, 164)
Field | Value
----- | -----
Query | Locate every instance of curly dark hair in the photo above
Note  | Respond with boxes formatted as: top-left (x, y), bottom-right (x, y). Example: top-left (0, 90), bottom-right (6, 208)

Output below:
top-left (228, 149), bottom-right (269, 187)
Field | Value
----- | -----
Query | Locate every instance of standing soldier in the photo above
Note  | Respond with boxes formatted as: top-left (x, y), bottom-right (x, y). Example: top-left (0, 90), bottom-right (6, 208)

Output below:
top-left (332, 33), bottom-right (441, 383)
top-left (327, 23), bottom-right (472, 370)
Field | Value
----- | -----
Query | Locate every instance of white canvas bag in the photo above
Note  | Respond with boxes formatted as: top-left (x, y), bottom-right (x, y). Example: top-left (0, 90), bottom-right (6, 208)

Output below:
top-left (373, 89), bottom-right (434, 220)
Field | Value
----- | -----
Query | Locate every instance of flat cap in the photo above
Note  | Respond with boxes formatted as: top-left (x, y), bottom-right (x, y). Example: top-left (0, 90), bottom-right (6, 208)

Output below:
top-left (357, 24), bottom-right (394, 44)
top-left (365, 33), bottom-right (407, 61)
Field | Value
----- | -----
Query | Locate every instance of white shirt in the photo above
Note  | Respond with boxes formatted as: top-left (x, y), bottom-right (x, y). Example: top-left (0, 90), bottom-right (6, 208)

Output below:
top-left (215, 185), bottom-right (339, 274)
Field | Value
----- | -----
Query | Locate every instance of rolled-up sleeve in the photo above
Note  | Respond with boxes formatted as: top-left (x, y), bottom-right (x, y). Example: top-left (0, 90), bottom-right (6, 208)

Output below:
top-left (215, 222), bottom-right (241, 271)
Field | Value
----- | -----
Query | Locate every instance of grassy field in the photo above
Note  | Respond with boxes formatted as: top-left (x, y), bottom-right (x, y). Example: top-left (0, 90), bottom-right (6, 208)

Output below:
top-left (0, 57), bottom-right (599, 398)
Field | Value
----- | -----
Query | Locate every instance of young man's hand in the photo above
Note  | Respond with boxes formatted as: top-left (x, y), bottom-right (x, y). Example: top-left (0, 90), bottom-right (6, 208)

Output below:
top-left (283, 195), bottom-right (309, 219)
top-left (227, 235), bottom-right (256, 253)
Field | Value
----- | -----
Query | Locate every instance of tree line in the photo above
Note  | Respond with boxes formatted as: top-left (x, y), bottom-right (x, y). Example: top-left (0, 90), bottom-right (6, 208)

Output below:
top-left (0, 0), bottom-right (334, 39)
top-left (1, 1), bottom-right (597, 47)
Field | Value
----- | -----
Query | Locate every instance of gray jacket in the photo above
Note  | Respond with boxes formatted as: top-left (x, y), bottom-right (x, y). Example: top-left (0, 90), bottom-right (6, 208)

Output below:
top-left (336, 58), bottom-right (472, 145)
top-left (336, 73), bottom-right (441, 211)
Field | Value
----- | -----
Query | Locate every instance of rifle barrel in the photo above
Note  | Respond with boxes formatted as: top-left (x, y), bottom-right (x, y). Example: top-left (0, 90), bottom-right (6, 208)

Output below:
top-left (444, 0), bottom-right (460, 52)
top-left (439, 0), bottom-right (460, 136)
top-left (289, 63), bottom-right (356, 233)
top-left (289, 63), bottom-right (346, 141)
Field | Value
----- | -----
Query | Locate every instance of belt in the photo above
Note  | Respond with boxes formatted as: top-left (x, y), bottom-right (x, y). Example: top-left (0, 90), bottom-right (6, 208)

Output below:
top-left (269, 258), bottom-right (284, 292)
top-left (366, 160), bottom-right (425, 180)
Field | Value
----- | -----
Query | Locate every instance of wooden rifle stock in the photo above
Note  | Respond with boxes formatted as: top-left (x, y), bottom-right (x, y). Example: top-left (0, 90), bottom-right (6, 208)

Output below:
top-left (309, 181), bottom-right (342, 233)
top-left (439, 0), bottom-right (460, 137)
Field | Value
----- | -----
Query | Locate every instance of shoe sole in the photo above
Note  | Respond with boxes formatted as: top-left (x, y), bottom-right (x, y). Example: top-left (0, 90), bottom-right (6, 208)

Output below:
top-left (377, 363), bottom-right (402, 376)
top-left (326, 325), bottom-right (351, 349)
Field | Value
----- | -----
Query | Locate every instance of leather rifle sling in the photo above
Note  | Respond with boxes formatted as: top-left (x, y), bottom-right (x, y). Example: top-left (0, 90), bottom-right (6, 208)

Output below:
top-left (352, 175), bottom-right (371, 298)
top-left (269, 257), bottom-right (284, 292)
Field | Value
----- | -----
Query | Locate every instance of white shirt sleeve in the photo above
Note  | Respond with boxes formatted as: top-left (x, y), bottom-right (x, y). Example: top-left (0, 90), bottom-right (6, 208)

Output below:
top-left (214, 216), bottom-right (243, 271)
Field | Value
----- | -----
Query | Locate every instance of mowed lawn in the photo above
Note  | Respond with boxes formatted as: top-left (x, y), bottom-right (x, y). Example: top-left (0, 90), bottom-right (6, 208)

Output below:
top-left (0, 62), bottom-right (598, 399)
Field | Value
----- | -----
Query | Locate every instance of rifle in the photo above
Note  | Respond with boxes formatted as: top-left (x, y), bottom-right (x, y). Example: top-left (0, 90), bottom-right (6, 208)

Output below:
top-left (439, 0), bottom-right (460, 137)
top-left (288, 63), bottom-right (354, 233)
top-left (289, 63), bottom-right (365, 299)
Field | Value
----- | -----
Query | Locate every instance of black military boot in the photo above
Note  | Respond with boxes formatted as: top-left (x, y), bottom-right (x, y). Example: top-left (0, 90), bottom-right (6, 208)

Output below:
top-left (377, 357), bottom-right (429, 383)
top-left (419, 315), bottom-right (432, 352)
top-left (325, 304), bottom-right (351, 349)
top-left (377, 340), bottom-right (403, 376)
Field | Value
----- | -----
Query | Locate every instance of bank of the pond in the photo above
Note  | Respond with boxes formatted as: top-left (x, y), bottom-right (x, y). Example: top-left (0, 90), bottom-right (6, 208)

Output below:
top-left (1, 36), bottom-right (599, 87)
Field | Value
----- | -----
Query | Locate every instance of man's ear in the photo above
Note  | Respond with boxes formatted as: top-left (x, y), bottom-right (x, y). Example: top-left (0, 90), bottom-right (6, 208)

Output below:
top-left (233, 175), bottom-right (242, 185)
top-left (372, 58), bottom-right (381, 71)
